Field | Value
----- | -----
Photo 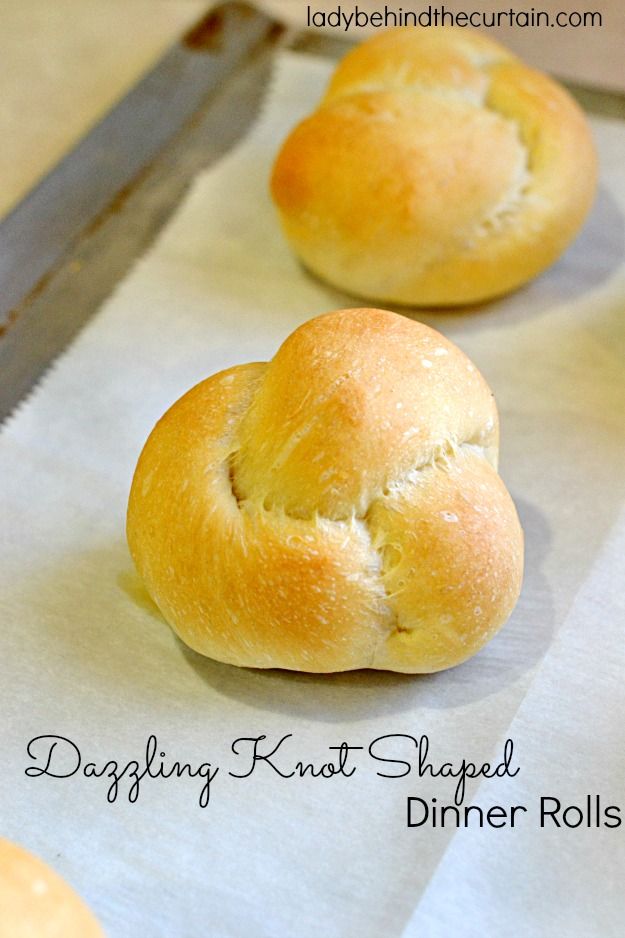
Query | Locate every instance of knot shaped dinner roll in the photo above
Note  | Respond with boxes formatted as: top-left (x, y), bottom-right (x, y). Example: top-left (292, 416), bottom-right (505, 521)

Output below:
top-left (271, 28), bottom-right (597, 306)
top-left (0, 838), bottom-right (104, 938)
top-left (127, 309), bottom-right (523, 673)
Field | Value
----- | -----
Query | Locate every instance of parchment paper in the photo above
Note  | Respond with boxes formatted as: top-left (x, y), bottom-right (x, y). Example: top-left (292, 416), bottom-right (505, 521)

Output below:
top-left (1, 51), bottom-right (624, 937)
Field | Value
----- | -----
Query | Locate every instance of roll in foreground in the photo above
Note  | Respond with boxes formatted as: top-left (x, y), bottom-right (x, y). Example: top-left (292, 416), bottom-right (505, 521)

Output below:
top-left (128, 309), bottom-right (523, 672)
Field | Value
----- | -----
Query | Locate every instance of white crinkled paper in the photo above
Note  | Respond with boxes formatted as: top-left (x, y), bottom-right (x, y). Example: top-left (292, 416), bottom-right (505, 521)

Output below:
top-left (1, 52), bottom-right (625, 937)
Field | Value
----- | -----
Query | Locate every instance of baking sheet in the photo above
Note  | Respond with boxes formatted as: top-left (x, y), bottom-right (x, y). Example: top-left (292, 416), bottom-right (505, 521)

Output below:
top-left (1, 49), bottom-right (624, 937)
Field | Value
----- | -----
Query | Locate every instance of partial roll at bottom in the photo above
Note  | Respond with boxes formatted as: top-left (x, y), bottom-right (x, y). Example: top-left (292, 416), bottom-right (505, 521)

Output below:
top-left (0, 838), bottom-right (104, 938)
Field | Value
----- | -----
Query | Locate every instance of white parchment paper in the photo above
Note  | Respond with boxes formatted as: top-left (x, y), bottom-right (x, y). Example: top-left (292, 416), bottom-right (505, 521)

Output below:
top-left (1, 52), bottom-right (624, 937)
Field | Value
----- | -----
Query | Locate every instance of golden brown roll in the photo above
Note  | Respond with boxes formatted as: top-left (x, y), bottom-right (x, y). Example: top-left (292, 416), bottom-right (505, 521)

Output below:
top-left (0, 838), bottom-right (104, 938)
top-left (271, 28), bottom-right (597, 306)
top-left (127, 308), bottom-right (523, 673)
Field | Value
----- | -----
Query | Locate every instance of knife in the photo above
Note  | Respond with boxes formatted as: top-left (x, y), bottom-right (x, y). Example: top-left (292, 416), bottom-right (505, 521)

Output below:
top-left (0, 1), bottom-right (285, 422)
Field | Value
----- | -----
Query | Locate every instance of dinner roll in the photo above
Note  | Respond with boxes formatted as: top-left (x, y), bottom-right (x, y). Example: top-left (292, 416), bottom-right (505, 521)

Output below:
top-left (0, 838), bottom-right (104, 938)
top-left (128, 308), bottom-right (523, 673)
top-left (271, 28), bottom-right (597, 306)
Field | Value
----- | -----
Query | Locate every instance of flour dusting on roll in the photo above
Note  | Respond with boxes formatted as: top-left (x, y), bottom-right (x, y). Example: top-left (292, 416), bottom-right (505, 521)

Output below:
top-left (127, 308), bottom-right (523, 673)
top-left (271, 28), bottom-right (597, 306)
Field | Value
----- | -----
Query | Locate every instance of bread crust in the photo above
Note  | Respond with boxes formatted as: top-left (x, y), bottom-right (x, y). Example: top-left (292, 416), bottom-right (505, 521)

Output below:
top-left (127, 308), bottom-right (523, 673)
top-left (0, 839), bottom-right (104, 938)
top-left (271, 28), bottom-right (597, 306)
